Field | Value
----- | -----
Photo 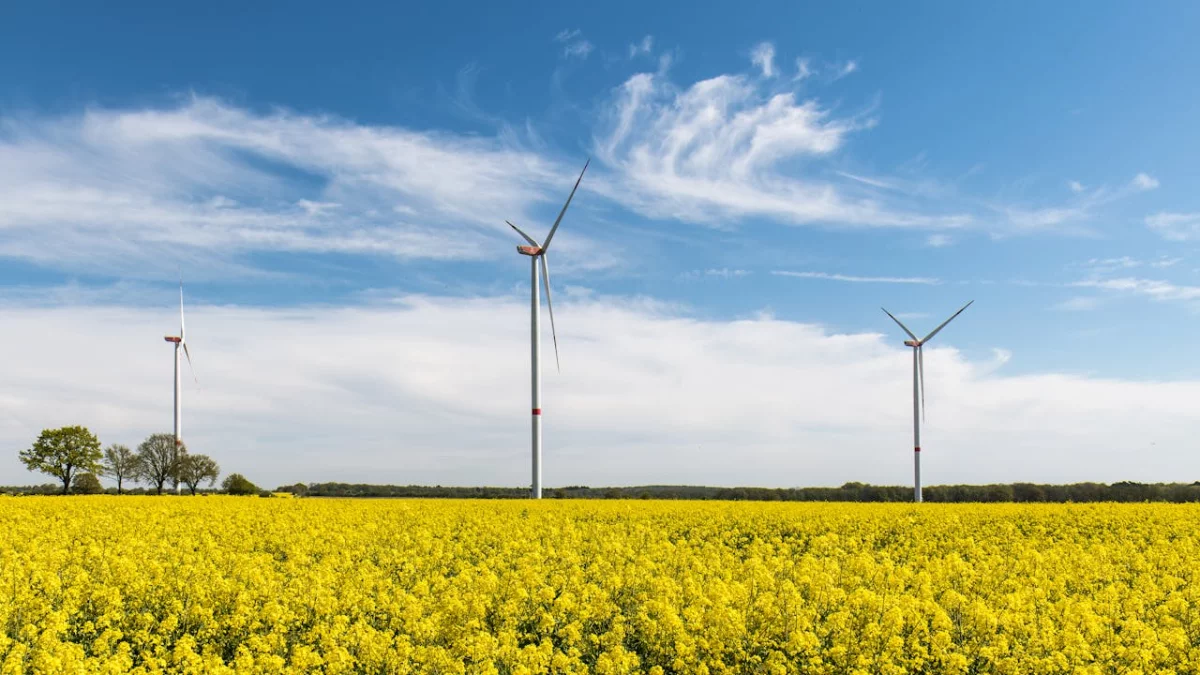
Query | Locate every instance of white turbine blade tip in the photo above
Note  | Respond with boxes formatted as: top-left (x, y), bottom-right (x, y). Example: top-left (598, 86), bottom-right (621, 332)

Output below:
top-left (881, 307), bottom-right (918, 341)
top-left (507, 220), bottom-right (539, 247)
top-left (922, 300), bottom-right (974, 343)
top-left (542, 159), bottom-right (590, 252)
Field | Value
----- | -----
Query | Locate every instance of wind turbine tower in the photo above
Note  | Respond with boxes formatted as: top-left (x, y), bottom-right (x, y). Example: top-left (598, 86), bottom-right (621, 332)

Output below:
top-left (506, 159), bottom-right (589, 499)
top-left (164, 280), bottom-right (197, 494)
top-left (881, 301), bottom-right (973, 502)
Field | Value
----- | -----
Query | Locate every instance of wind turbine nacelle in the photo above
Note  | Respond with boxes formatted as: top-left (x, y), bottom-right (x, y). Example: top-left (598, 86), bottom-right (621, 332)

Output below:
top-left (517, 245), bottom-right (543, 256)
top-left (903, 339), bottom-right (919, 347)
top-left (164, 336), bottom-right (182, 343)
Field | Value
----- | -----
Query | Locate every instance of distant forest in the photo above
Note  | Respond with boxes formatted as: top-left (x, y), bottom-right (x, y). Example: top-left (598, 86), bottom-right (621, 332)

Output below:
top-left (283, 481), bottom-right (1200, 502)
top-left (5, 480), bottom-right (1200, 502)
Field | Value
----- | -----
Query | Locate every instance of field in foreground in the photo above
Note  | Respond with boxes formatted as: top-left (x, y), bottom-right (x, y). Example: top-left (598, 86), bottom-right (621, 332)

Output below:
top-left (1, 499), bottom-right (1198, 674)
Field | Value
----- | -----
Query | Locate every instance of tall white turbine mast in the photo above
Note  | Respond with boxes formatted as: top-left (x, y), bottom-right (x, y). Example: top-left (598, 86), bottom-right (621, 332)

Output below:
top-left (164, 279), bottom-right (197, 494)
top-left (881, 301), bottom-right (973, 503)
top-left (506, 159), bottom-right (589, 499)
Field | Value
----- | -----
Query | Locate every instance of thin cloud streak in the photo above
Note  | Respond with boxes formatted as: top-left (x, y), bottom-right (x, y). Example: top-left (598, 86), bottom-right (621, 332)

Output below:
top-left (1073, 277), bottom-right (1200, 302)
top-left (1146, 212), bottom-right (1200, 241)
top-left (773, 271), bottom-right (941, 285)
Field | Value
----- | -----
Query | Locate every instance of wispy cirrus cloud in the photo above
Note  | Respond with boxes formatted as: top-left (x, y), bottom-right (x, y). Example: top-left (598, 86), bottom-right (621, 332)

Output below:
top-left (793, 58), bottom-right (814, 81)
top-left (1073, 277), bottom-right (1200, 302)
top-left (1053, 296), bottom-right (1103, 311)
top-left (1081, 255), bottom-right (1183, 273)
top-left (1146, 211), bottom-right (1200, 241)
top-left (792, 56), bottom-right (857, 83)
top-left (0, 97), bottom-right (608, 279)
top-left (1084, 256), bottom-right (1141, 271)
top-left (772, 271), bottom-right (940, 285)
top-left (555, 29), bottom-right (593, 59)
top-left (999, 172), bottom-right (1160, 233)
top-left (682, 268), bottom-right (751, 280)
top-left (831, 60), bottom-right (858, 80)
top-left (592, 58), bottom-right (970, 230)
top-left (628, 35), bottom-right (653, 58)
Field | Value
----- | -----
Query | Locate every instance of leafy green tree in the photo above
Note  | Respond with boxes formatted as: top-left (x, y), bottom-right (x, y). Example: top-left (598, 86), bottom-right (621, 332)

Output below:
top-left (178, 453), bottom-right (221, 495)
top-left (71, 472), bottom-right (103, 494)
top-left (136, 434), bottom-right (182, 495)
top-left (100, 443), bottom-right (138, 494)
top-left (221, 473), bottom-right (260, 495)
top-left (19, 426), bottom-right (103, 494)
top-left (275, 483), bottom-right (308, 496)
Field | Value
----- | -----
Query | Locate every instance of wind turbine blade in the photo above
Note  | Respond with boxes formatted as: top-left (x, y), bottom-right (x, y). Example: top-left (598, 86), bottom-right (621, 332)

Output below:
top-left (921, 300), bottom-right (974, 344)
top-left (881, 307), bottom-right (918, 341)
top-left (540, 254), bottom-right (561, 372)
top-left (919, 345), bottom-right (926, 423)
top-left (541, 158), bottom-right (589, 252)
top-left (182, 342), bottom-right (198, 384)
top-left (507, 220), bottom-right (539, 247)
top-left (179, 279), bottom-right (186, 342)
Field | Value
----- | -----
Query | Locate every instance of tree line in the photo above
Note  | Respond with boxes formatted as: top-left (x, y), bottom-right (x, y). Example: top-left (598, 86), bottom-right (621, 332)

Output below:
top-left (13, 425), bottom-right (258, 495)
top-left (286, 481), bottom-right (1200, 502)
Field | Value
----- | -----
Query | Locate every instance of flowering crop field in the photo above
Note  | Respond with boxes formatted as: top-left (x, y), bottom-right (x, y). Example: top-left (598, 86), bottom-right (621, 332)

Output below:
top-left (1, 498), bottom-right (1198, 674)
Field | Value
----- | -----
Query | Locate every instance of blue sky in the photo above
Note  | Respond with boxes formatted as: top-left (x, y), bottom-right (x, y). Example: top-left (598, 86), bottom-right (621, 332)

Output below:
top-left (2, 2), bottom-right (1199, 488)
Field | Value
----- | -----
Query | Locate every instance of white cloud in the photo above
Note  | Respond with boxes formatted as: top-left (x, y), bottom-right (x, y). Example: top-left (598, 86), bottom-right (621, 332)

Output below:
top-left (555, 28), bottom-right (593, 59)
top-left (750, 42), bottom-right (776, 78)
top-left (563, 40), bottom-right (594, 59)
top-left (926, 234), bottom-right (953, 248)
top-left (1146, 212), bottom-right (1200, 241)
top-left (773, 271), bottom-right (940, 285)
top-left (1074, 277), bottom-right (1200, 302)
top-left (0, 97), bottom-right (607, 279)
top-left (1053, 296), bottom-right (1102, 311)
top-left (1004, 206), bottom-right (1087, 231)
top-left (1082, 256), bottom-right (1182, 272)
top-left (791, 57), bottom-right (857, 83)
top-left (4, 294), bottom-right (1200, 489)
top-left (1000, 173), bottom-right (1163, 233)
top-left (593, 66), bottom-right (969, 229)
top-left (1086, 256), bottom-right (1141, 270)
top-left (705, 268), bottom-right (750, 278)
top-left (1151, 256), bottom-right (1182, 268)
top-left (1132, 173), bottom-right (1160, 191)
top-left (629, 35), bottom-right (653, 58)
top-left (794, 58), bottom-right (813, 81)
top-left (831, 60), bottom-right (859, 80)
top-left (1068, 180), bottom-right (1085, 193)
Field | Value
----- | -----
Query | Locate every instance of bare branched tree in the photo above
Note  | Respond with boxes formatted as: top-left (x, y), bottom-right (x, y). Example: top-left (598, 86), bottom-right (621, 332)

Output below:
top-left (100, 443), bottom-right (138, 494)
top-left (135, 434), bottom-right (182, 495)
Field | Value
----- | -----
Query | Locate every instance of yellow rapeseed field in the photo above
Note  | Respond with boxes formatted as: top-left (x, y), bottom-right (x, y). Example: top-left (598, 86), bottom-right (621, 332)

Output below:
top-left (1, 498), bottom-right (1198, 674)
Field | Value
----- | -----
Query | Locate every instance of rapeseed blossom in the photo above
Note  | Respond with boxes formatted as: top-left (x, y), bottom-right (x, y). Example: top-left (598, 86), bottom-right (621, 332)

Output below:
top-left (1, 498), bottom-right (1197, 673)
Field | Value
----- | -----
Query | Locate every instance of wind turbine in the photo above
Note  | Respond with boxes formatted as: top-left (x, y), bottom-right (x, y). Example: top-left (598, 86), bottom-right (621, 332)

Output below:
top-left (881, 301), bottom-right (973, 503)
top-left (164, 280), bottom-right (197, 494)
top-left (506, 159), bottom-right (589, 499)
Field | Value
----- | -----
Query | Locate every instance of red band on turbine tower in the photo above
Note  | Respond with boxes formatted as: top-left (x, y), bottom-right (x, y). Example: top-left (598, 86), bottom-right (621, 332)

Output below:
top-left (532, 408), bottom-right (542, 415)
top-left (914, 446), bottom-right (921, 453)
